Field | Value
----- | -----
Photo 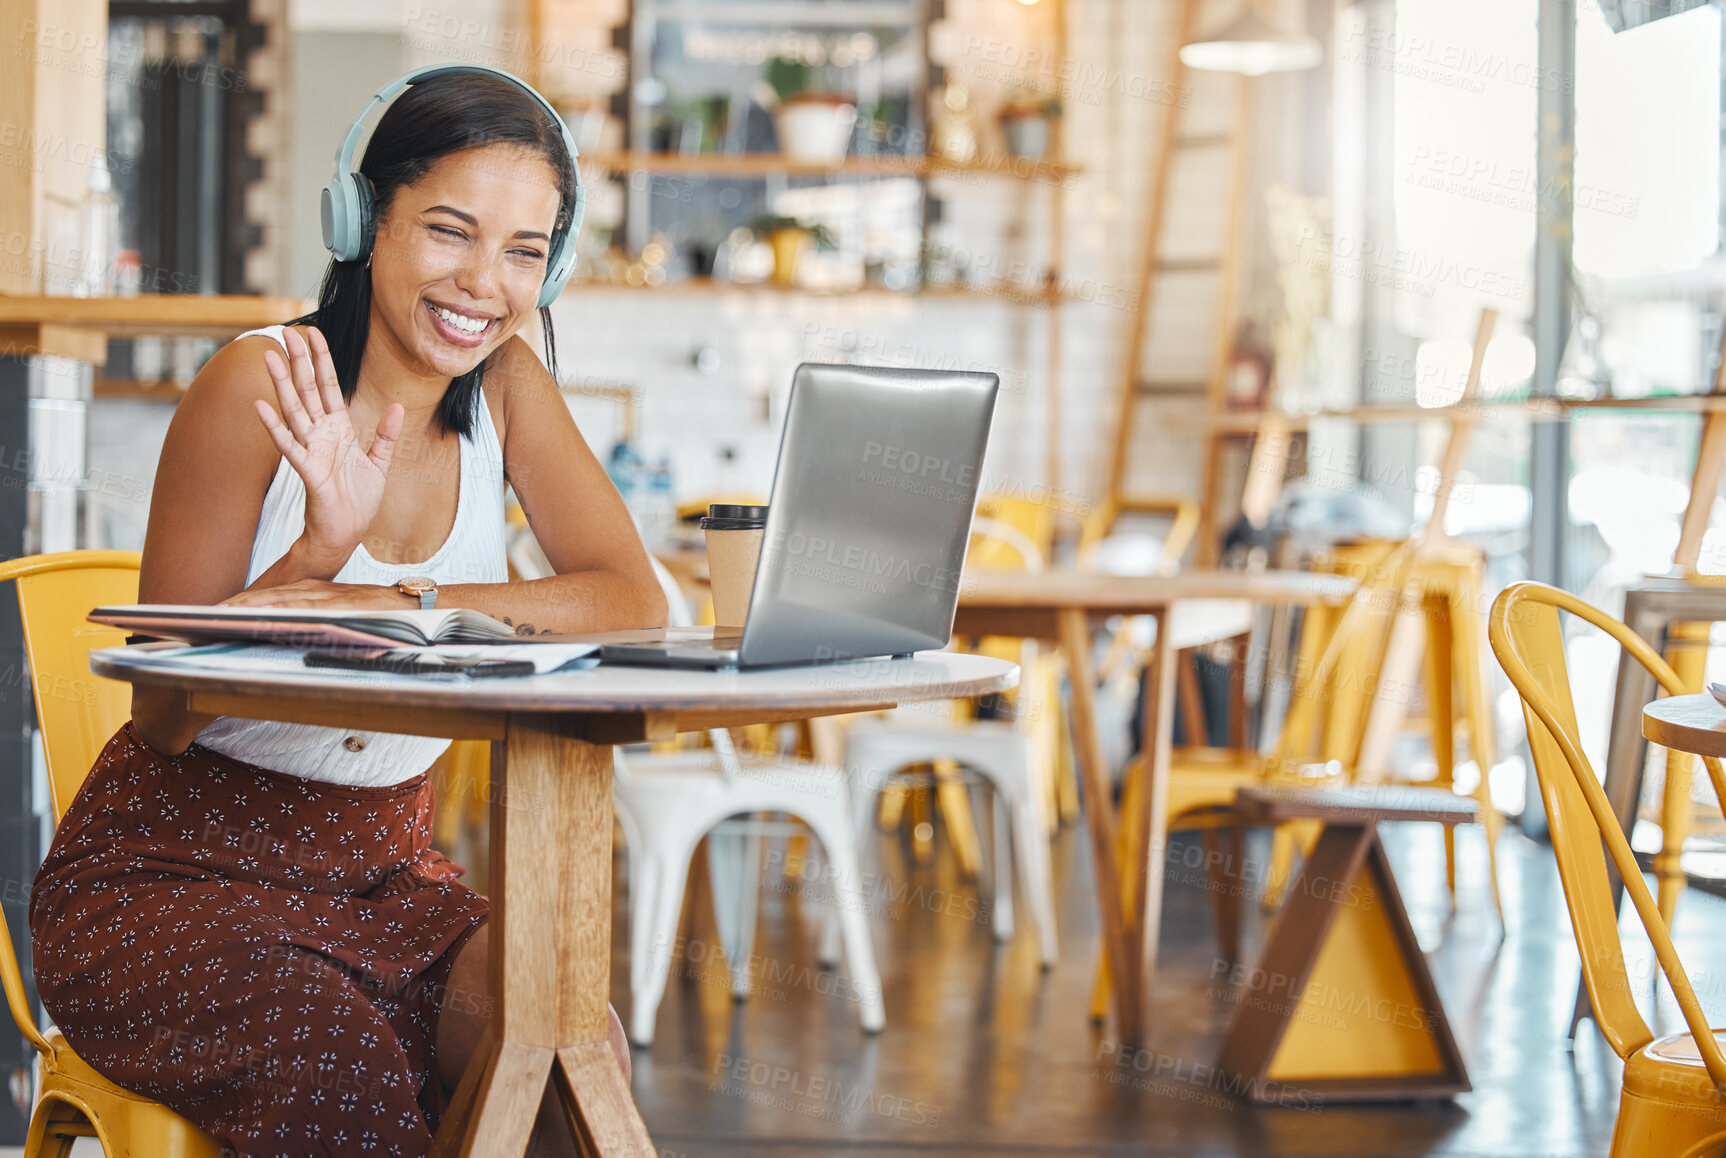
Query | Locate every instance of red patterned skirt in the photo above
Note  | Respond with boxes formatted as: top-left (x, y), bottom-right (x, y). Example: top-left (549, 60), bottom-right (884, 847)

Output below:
top-left (29, 721), bottom-right (489, 1158)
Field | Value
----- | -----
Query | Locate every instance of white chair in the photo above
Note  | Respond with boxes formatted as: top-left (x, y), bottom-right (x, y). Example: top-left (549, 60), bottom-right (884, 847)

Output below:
top-left (610, 556), bottom-right (886, 1045)
top-left (820, 518), bottom-right (1060, 968)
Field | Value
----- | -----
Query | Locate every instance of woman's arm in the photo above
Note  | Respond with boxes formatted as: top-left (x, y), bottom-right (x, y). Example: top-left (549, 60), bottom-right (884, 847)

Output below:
top-left (214, 336), bottom-right (668, 633)
top-left (134, 326), bottom-right (405, 752)
top-left (132, 335), bottom-right (299, 754)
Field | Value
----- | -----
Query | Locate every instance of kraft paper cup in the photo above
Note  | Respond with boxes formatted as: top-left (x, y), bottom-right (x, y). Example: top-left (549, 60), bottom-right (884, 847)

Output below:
top-left (700, 504), bottom-right (769, 629)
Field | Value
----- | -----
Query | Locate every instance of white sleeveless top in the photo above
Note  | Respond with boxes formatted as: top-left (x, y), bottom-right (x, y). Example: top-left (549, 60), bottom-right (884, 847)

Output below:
top-left (192, 325), bottom-right (511, 787)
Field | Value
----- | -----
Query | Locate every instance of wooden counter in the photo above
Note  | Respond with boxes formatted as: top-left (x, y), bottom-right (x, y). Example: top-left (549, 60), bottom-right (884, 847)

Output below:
top-left (0, 294), bottom-right (308, 363)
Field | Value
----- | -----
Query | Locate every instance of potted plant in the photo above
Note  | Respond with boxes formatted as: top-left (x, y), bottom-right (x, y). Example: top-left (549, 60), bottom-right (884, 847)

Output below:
top-left (765, 55), bottom-right (855, 164)
top-left (749, 213), bottom-right (836, 288)
top-left (999, 91), bottom-right (1062, 160)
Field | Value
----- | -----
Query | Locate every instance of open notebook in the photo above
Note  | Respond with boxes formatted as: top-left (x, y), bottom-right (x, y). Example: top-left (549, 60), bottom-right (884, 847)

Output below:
top-left (90, 604), bottom-right (584, 648)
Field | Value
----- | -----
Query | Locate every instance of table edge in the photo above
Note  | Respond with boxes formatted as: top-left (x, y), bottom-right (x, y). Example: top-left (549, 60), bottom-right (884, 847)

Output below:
top-left (90, 648), bottom-right (1020, 716)
top-left (1642, 693), bottom-right (1726, 758)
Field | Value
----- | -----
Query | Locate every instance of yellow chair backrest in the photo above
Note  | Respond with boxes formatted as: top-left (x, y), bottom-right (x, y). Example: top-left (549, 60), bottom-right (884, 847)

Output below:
top-left (971, 495), bottom-right (1055, 571)
top-left (1076, 494), bottom-right (1199, 576)
top-left (0, 550), bottom-right (140, 822)
top-left (953, 508), bottom-right (1048, 727)
top-left (1264, 538), bottom-right (1418, 776)
top-left (1489, 581), bottom-right (1726, 1093)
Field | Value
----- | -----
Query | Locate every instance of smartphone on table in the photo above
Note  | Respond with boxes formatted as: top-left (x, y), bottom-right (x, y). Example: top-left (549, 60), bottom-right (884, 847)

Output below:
top-left (304, 648), bottom-right (536, 679)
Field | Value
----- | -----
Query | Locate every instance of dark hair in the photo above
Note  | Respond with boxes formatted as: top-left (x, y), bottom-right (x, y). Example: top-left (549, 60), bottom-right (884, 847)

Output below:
top-left (291, 71), bottom-right (575, 437)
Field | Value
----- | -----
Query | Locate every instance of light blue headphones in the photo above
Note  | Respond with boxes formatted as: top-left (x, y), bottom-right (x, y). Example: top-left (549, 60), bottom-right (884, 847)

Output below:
top-left (319, 64), bottom-right (585, 309)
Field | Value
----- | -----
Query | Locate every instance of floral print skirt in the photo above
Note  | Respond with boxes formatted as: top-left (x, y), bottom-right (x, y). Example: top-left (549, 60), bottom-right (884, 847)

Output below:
top-left (29, 721), bottom-right (489, 1157)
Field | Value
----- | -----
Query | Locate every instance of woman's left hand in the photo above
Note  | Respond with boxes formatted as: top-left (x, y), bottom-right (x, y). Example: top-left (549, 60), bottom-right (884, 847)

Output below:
top-left (220, 580), bottom-right (409, 610)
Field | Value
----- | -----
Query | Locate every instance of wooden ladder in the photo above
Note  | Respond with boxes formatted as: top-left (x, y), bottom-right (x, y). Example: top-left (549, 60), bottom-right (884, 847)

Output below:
top-left (1103, 0), bottom-right (1254, 566)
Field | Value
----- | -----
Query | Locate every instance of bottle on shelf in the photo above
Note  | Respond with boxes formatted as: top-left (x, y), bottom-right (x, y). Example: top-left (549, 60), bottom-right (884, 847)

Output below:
top-left (74, 157), bottom-right (120, 298)
top-left (608, 439), bottom-right (641, 503)
top-left (646, 455), bottom-right (676, 544)
top-left (115, 250), bottom-right (141, 296)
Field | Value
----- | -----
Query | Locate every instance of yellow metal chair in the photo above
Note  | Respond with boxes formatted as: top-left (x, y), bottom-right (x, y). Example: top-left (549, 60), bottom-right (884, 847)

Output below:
top-left (1087, 546), bottom-right (1399, 1018)
top-left (0, 550), bottom-right (221, 1157)
top-left (1316, 537), bottom-right (1504, 919)
top-left (1490, 582), bottom-right (1726, 1158)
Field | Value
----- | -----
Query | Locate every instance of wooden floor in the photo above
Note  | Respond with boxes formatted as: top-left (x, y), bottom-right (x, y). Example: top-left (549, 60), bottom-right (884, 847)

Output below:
top-left (12, 814), bottom-right (1722, 1157)
top-left (614, 817), bottom-right (1722, 1158)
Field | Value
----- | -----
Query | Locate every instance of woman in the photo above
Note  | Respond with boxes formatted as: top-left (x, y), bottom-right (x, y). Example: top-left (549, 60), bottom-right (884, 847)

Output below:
top-left (29, 70), bottom-right (665, 1157)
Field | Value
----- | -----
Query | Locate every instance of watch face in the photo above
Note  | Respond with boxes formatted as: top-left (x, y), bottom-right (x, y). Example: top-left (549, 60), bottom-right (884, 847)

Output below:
top-left (400, 576), bottom-right (435, 594)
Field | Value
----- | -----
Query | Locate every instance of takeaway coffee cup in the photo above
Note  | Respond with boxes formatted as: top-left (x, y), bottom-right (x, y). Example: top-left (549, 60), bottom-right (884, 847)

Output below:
top-left (700, 504), bottom-right (769, 629)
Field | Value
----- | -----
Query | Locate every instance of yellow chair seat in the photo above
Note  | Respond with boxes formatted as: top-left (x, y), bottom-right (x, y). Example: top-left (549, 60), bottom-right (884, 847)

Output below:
top-left (1170, 745), bottom-right (1342, 779)
top-left (1623, 1030), bottom-right (1726, 1106)
top-left (1167, 748), bottom-right (1347, 823)
top-left (1169, 746), bottom-right (1265, 774)
top-left (0, 551), bottom-right (224, 1157)
top-left (28, 1031), bottom-right (220, 1157)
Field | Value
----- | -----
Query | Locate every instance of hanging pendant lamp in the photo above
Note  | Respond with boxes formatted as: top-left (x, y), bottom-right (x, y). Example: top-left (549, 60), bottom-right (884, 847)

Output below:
top-left (1179, 3), bottom-right (1323, 76)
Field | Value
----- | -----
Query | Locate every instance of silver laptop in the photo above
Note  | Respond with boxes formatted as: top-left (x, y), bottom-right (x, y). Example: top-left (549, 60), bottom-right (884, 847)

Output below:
top-left (599, 362), bottom-right (999, 669)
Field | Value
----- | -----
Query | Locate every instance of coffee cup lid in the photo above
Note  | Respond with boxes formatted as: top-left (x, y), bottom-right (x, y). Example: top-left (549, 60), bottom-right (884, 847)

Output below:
top-left (701, 503), bottom-right (769, 530)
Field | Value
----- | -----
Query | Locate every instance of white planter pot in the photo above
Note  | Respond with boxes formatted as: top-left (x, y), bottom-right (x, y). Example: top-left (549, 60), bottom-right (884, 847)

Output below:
top-left (1002, 115), bottom-right (1051, 160)
top-left (775, 99), bottom-right (856, 164)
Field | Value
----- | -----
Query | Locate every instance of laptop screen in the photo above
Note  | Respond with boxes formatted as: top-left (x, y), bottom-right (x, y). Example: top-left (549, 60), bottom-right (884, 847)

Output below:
top-left (741, 363), bottom-right (1000, 666)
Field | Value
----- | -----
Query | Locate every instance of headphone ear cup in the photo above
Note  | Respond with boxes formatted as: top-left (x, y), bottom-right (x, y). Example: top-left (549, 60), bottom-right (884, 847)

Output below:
top-left (320, 173), bottom-right (371, 262)
top-left (320, 178), bottom-right (349, 261)
top-left (536, 172), bottom-right (584, 309)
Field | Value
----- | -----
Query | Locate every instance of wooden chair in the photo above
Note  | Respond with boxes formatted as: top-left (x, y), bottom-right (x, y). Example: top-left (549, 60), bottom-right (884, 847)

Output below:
top-left (0, 550), bottom-right (221, 1157)
top-left (1490, 581), bottom-right (1726, 1158)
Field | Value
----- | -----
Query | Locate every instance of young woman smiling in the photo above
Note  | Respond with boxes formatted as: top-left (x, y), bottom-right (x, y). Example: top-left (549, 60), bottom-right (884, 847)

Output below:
top-left (29, 70), bottom-right (664, 1158)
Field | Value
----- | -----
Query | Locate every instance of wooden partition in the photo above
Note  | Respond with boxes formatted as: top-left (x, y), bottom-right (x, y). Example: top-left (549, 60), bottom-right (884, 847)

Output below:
top-left (0, 1), bottom-right (107, 1143)
top-left (1, 0), bottom-right (108, 284)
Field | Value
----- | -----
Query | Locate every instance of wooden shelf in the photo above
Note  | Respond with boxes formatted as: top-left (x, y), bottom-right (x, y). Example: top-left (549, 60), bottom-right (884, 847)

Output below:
top-left (1165, 400), bottom-right (1568, 432)
top-left (0, 294), bottom-right (308, 362)
top-left (581, 150), bottom-right (1078, 185)
top-left (92, 377), bottom-right (193, 401)
top-left (1157, 394), bottom-right (1726, 435)
top-left (562, 276), bottom-right (1070, 307)
top-left (1561, 394), bottom-right (1726, 411)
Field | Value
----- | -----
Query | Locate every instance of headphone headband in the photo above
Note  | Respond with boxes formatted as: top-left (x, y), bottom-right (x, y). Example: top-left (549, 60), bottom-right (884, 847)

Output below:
top-left (320, 64), bottom-right (584, 309)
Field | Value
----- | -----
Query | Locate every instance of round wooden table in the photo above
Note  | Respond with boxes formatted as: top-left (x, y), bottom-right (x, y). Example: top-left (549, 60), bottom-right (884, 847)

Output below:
top-left (953, 567), bottom-right (1357, 1048)
top-left (1644, 692), bottom-right (1726, 758)
top-left (90, 644), bottom-right (1018, 1158)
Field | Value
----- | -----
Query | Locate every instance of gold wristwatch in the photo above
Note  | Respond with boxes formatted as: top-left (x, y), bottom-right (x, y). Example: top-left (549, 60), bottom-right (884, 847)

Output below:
top-left (397, 575), bottom-right (438, 610)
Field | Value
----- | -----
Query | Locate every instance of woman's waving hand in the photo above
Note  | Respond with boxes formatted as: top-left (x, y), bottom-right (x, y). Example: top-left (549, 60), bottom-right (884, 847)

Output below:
top-left (254, 325), bottom-right (404, 566)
